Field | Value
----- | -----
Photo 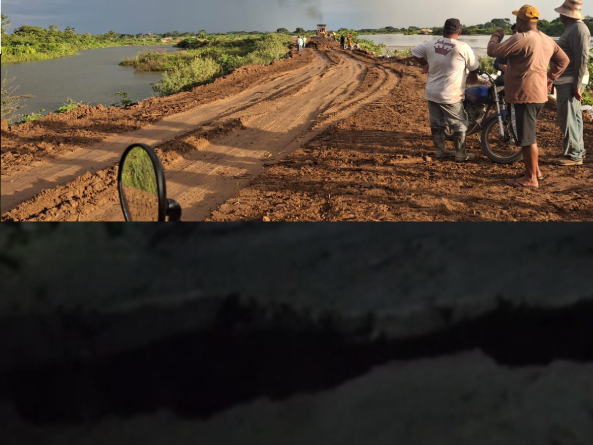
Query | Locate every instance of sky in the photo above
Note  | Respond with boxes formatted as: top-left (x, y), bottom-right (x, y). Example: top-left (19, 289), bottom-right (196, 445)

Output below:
top-left (1, 0), bottom-right (592, 35)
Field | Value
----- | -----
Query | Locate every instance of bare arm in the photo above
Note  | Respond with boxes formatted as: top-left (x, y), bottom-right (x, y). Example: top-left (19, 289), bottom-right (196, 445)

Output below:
top-left (413, 56), bottom-right (427, 67)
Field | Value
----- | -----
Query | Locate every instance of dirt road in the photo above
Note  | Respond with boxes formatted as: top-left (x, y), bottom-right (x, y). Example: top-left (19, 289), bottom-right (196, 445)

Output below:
top-left (1, 38), bottom-right (592, 221)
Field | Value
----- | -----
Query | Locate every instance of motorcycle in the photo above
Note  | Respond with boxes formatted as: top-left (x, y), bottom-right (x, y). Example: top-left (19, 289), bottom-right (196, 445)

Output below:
top-left (118, 143), bottom-right (182, 221)
top-left (117, 72), bottom-right (520, 220)
top-left (445, 70), bottom-right (521, 164)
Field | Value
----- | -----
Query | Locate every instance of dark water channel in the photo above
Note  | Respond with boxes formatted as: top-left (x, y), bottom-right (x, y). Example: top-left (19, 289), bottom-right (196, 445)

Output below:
top-left (1, 45), bottom-right (177, 118)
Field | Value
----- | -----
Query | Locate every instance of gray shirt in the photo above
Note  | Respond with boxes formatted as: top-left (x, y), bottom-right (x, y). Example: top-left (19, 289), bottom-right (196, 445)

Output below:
top-left (555, 20), bottom-right (591, 89)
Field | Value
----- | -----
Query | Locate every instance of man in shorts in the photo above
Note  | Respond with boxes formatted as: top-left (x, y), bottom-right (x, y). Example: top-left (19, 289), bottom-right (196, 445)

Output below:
top-left (412, 18), bottom-right (480, 162)
top-left (487, 5), bottom-right (568, 188)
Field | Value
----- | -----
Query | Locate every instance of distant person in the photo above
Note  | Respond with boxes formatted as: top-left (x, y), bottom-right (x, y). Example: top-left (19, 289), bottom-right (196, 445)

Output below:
top-left (340, 35), bottom-right (346, 49)
top-left (487, 5), bottom-right (568, 188)
top-left (412, 18), bottom-right (480, 161)
top-left (551, 0), bottom-right (591, 166)
top-left (303, 36), bottom-right (307, 48)
top-left (297, 36), bottom-right (304, 52)
top-left (347, 34), bottom-right (354, 49)
top-left (493, 24), bottom-right (518, 86)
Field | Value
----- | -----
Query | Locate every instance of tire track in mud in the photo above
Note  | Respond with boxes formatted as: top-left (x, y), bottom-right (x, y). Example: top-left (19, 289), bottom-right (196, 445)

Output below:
top-left (0, 54), bottom-right (328, 215)
top-left (2, 48), bottom-right (401, 221)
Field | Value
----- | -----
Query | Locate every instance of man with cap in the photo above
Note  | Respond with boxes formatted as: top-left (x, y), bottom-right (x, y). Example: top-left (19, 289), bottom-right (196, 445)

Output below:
top-left (493, 24), bottom-right (518, 86)
top-left (487, 5), bottom-right (569, 188)
top-left (551, 0), bottom-right (591, 166)
top-left (412, 18), bottom-right (480, 162)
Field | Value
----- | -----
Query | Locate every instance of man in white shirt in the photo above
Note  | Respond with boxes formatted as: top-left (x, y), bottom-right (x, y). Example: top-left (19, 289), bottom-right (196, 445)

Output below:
top-left (412, 18), bottom-right (480, 161)
top-left (297, 36), bottom-right (303, 52)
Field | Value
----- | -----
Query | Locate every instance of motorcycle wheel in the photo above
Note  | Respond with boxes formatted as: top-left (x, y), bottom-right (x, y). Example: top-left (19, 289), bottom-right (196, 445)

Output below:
top-left (480, 115), bottom-right (522, 164)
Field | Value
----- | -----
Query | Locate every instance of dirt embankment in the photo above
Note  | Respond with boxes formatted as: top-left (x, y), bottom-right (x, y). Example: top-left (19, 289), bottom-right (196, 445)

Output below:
top-left (1, 37), bottom-right (592, 221)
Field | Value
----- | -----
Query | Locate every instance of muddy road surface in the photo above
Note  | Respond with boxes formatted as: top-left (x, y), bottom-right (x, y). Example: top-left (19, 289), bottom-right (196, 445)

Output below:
top-left (2, 38), bottom-right (592, 221)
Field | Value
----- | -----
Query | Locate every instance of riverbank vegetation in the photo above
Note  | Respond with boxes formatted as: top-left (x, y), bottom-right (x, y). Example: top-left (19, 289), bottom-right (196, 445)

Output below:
top-left (1, 14), bottom-right (167, 63)
top-left (1, 27), bottom-right (165, 64)
top-left (356, 16), bottom-right (593, 37)
top-left (121, 33), bottom-right (293, 96)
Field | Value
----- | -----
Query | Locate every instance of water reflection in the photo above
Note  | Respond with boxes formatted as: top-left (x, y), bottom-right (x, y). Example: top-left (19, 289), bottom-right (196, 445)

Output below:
top-left (0, 45), bottom-right (177, 117)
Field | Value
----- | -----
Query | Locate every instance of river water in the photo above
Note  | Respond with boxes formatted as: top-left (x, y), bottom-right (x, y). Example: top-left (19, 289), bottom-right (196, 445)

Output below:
top-left (361, 34), bottom-right (593, 57)
top-left (1, 45), bottom-right (177, 117)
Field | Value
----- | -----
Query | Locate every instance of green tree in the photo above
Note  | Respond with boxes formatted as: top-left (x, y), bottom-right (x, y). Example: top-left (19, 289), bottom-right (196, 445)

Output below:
top-left (295, 27), bottom-right (305, 34)
top-left (65, 26), bottom-right (75, 35)
top-left (198, 29), bottom-right (208, 38)
top-left (1, 14), bottom-right (11, 34)
top-left (48, 24), bottom-right (59, 32)
top-left (104, 30), bottom-right (117, 40)
top-left (491, 18), bottom-right (512, 28)
top-left (276, 28), bottom-right (289, 33)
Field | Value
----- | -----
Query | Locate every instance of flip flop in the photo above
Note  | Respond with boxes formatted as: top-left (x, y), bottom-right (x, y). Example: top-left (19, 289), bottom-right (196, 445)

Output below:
top-left (506, 178), bottom-right (538, 188)
top-left (516, 176), bottom-right (544, 181)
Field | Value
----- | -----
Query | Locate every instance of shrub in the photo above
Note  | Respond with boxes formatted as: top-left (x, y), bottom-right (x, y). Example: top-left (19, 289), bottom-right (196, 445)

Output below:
top-left (152, 57), bottom-right (222, 96)
top-left (583, 48), bottom-right (592, 106)
top-left (54, 98), bottom-right (81, 113)
top-left (245, 34), bottom-right (290, 66)
top-left (21, 109), bottom-right (45, 122)
top-left (478, 56), bottom-right (497, 74)
top-left (111, 91), bottom-right (133, 107)
top-left (1, 75), bottom-right (33, 122)
top-left (219, 54), bottom-right (246, 74)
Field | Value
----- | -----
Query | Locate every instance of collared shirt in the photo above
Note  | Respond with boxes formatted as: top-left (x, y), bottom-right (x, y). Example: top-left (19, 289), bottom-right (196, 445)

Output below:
top-left (487, 30), bottom-right (569, 104)
top-left (553, 20), bottom-right (591, 89)
top-left (412, 38), bottom-right (479, 104)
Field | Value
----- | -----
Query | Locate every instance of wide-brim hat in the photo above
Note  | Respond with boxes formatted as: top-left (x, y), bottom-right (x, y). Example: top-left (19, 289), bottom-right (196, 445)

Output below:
top-left (554, 0), bottom-right (585, 19)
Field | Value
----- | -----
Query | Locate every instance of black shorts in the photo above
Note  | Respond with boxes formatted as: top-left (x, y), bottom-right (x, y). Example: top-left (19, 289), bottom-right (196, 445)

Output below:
top-left (509, 103), bottom-right (544, 147)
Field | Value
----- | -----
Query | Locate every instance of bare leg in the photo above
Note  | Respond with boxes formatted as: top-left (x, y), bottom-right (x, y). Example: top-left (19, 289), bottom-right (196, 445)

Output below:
top-left (513, 144), bottom-right (539, 186)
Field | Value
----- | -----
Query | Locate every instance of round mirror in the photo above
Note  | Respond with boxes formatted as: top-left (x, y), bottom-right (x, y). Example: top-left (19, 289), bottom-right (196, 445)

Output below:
top-left (118, 143), bottom-right (167, 221)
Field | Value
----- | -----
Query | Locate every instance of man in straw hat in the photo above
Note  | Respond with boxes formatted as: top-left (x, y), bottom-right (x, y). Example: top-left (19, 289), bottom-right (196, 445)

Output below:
top-left (487, 5), bottom-right (569, 188)
top-left (551, 0), bottom-right (591, 166)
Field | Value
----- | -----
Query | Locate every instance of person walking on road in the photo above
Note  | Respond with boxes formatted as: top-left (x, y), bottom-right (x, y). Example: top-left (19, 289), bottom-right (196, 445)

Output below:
top-left (297, 36), bottom-right (304, 52)
top-left (340, 35), bottom-right (346, 49)
top-left (412, 18), bottom-right (480, 161)
top-left (303, 36), bottom-right (307, 48)
top-left (487, 5), bottom-right (569, 188)
top-left (551, 0), bottom-right (591, 166)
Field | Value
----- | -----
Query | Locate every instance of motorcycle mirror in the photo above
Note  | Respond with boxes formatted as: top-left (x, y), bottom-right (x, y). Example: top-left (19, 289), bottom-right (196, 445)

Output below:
top-left (118, 143), bottom-right (169, 221)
